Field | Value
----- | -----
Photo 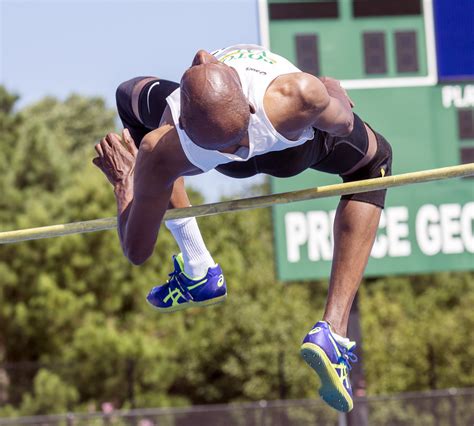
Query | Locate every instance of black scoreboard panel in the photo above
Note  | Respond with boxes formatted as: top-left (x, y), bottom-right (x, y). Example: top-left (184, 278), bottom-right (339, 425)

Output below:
top-left (269, 0), bottom-right (422, 20)
top-left (353, 0), bottom-right (422, 17)
top-left (295, 34), bottom-right (320, 75)
top-left (395, 31), bottom-right (419, 73)
top-left (363, 32), bottom-right (387, 74)
top-left (269, 0), bottom-right (339, 20)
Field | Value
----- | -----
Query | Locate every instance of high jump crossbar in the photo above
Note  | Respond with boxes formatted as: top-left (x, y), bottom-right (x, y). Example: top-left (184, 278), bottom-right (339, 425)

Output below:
top-left (0, 163), bottom-right (473, 245)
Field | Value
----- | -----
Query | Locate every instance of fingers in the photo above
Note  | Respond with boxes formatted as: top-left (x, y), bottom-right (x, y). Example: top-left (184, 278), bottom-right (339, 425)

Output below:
top-left (92, 157), bottom-right (102, 168)
top-left (98, 133), bottom-right (122, 157)
top-left (96, 137), bottom-right (114, 162)
top-left (320, 76), bottom-right (337, 84)
top-left (94, 135), bottom-right (116, 162)
top-left (340, 88), bottom-right (355, 107)
top-left (339, 86), bottom-right (355, 108)
top-left (105, 132), bottom-right (122, 147)
top-left (123, 128), bottom-right (132, 144)
top-left (95, 141), bottom-right (104, 157)
top-left (122, 128), bottom-right (138, 155)
top-left (320, 76), bottom-right (355, 108)
top-left (94, 130), bottom-right (135, 175)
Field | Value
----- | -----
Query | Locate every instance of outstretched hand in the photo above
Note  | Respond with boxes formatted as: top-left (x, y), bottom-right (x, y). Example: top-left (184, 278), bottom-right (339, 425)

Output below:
top-left (93, 129), bottom-right (138, 187)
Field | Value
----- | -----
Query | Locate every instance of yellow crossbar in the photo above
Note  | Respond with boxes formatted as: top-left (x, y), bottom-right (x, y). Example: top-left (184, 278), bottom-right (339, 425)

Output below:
top-left (0, 163), bottom-right (473, 244)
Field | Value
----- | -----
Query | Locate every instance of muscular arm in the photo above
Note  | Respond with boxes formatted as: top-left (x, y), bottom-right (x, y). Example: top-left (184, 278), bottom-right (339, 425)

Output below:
top-left (115, 130), bottom-right (175, 264)
top-left (265, 72), bottom-right (354, 138)
top-left (124, 126), bottom-right (202, 264)
top-left (312, 76), bottom-right (354, 136)
top-left (97, 125), bottom-right (198, 265)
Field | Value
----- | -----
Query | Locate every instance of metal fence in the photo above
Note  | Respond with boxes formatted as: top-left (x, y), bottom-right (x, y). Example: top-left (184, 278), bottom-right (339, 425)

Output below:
top-left (0, 388), bottom-right (473, 426)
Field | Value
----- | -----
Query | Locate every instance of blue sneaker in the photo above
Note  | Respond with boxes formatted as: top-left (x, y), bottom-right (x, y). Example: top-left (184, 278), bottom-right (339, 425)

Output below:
top-left (146, 254), bottom-right (227, 312)
top-left (300, 321), bottom-right (358, 412)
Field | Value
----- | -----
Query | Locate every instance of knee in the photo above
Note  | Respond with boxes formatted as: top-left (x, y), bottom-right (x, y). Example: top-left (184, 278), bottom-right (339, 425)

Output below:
top-left (341, 134), bottom-right (393, 208)
top-left (345, 134), bottom-right (393, 181)
top-left (377, 136), bottom-right (393, 178)
top-left (115, 77), bottom-right (143, 112)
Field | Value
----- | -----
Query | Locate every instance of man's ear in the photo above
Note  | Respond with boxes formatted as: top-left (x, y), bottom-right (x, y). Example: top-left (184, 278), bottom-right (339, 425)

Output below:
top-left (249, 103), bottom-right (256, 114)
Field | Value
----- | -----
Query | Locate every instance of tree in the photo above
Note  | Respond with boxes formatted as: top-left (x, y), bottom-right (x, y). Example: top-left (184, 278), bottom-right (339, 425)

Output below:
top-left (360, 272), bottom-right (474, 394)
top-left (0, 86), bottom-right (472, 417)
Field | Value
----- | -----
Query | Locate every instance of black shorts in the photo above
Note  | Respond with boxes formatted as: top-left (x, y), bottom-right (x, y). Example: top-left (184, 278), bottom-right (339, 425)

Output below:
top-left (116, 76), bottom-right (180, 145)
top-left (116, 77), bottom-right (392, 208)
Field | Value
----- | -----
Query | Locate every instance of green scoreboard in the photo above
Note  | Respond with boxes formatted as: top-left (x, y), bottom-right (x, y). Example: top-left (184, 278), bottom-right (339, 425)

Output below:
top-left (260, 0), bottom-right (474, 280)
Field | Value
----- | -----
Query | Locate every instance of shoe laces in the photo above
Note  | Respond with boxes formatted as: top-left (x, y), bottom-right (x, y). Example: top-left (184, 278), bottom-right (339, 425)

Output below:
top-left (339, 346), bottom-right (358, 371)
top-left (166, 269), bottom-right (193, 301)
top-left (167, 268), bottom-right (179, 282)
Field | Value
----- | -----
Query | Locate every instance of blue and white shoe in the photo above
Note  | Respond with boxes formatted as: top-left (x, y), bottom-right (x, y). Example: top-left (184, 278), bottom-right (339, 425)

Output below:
top-left (300, 321), bottom-right (358, 412)
top-left (146, 253), bottom-right (227, 312)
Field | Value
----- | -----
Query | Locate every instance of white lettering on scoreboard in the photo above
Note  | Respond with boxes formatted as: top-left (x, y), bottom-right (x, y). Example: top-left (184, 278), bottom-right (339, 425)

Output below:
top-left (442, 85), bottom-right (474, 108)
top-left (285, 202), bottom-right (474, 263)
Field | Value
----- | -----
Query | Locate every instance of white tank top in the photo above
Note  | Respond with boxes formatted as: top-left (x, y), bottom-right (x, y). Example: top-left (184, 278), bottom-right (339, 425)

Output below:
top-left (166, 44), bottom-right (315, 172)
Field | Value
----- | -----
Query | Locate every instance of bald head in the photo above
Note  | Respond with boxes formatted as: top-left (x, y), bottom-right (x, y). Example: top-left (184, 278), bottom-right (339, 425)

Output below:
top-left (180, 51), bottom-right (250, 150)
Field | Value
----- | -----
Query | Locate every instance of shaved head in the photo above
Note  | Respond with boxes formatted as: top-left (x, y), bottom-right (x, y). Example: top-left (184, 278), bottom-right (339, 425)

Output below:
top-left (180, 52), bottom-right (250, 150)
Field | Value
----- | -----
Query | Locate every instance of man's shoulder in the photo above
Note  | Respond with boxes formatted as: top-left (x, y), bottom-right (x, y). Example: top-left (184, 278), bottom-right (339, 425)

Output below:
top-left (263, 72), bottom-right (328, 138)
top-left (140, 125), bottom-right (177, 153)
top-left (139, 125), bottom-right (200, 177)
top-left (264, 72), bottom-right (327, 118)
top-left (266, 72), bottom-right (325, 106)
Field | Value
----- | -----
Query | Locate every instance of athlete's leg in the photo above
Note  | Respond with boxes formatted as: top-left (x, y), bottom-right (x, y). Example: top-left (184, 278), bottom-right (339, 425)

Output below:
top-left (116, 76), bottom-right (157, 145)
top-left (116, 77), bottom-right (214, 278)
top-left (322, 125), bottom-right (392, 336)
top-left (323, 199), bottom-right (381, 336)
top-left (300, 119), bottom-right (392, 412)
top-left (116, 76), bottom-right (183, 140)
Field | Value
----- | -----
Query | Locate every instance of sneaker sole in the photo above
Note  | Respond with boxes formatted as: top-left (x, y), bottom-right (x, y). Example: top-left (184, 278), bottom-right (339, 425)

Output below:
top-left (149, 293), bottom-right (227, 313)
top-left (300, 342), bottom-right (353, 412)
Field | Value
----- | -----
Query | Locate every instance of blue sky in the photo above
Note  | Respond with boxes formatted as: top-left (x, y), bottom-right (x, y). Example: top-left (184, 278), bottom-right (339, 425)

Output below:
top-left (0, 0), bottom-right (265, 201)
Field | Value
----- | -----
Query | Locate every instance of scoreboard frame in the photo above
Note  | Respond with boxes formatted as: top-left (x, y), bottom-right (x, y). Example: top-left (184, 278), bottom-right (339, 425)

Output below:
top-left (258, 0), bottom-right (438, 89)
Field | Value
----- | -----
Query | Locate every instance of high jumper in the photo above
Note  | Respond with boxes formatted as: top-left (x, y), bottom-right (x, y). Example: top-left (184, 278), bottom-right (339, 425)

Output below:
top-left (93, 43), bottom-right (394, 413)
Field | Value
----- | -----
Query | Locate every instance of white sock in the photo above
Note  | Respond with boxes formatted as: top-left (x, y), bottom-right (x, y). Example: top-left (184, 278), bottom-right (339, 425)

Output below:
top-left (331, 331), bottom-right (352, 348)
top-left (165, 217), bottom-right (215, 278)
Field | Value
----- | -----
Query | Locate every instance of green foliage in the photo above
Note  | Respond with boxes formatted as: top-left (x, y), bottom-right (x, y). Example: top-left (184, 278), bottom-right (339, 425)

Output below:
top-left (0, 85), bottom-right (472, 417)
top-left (361, 272), bottom-right (474, 394)
top-left (18, 369), bottom-right (79, 415)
